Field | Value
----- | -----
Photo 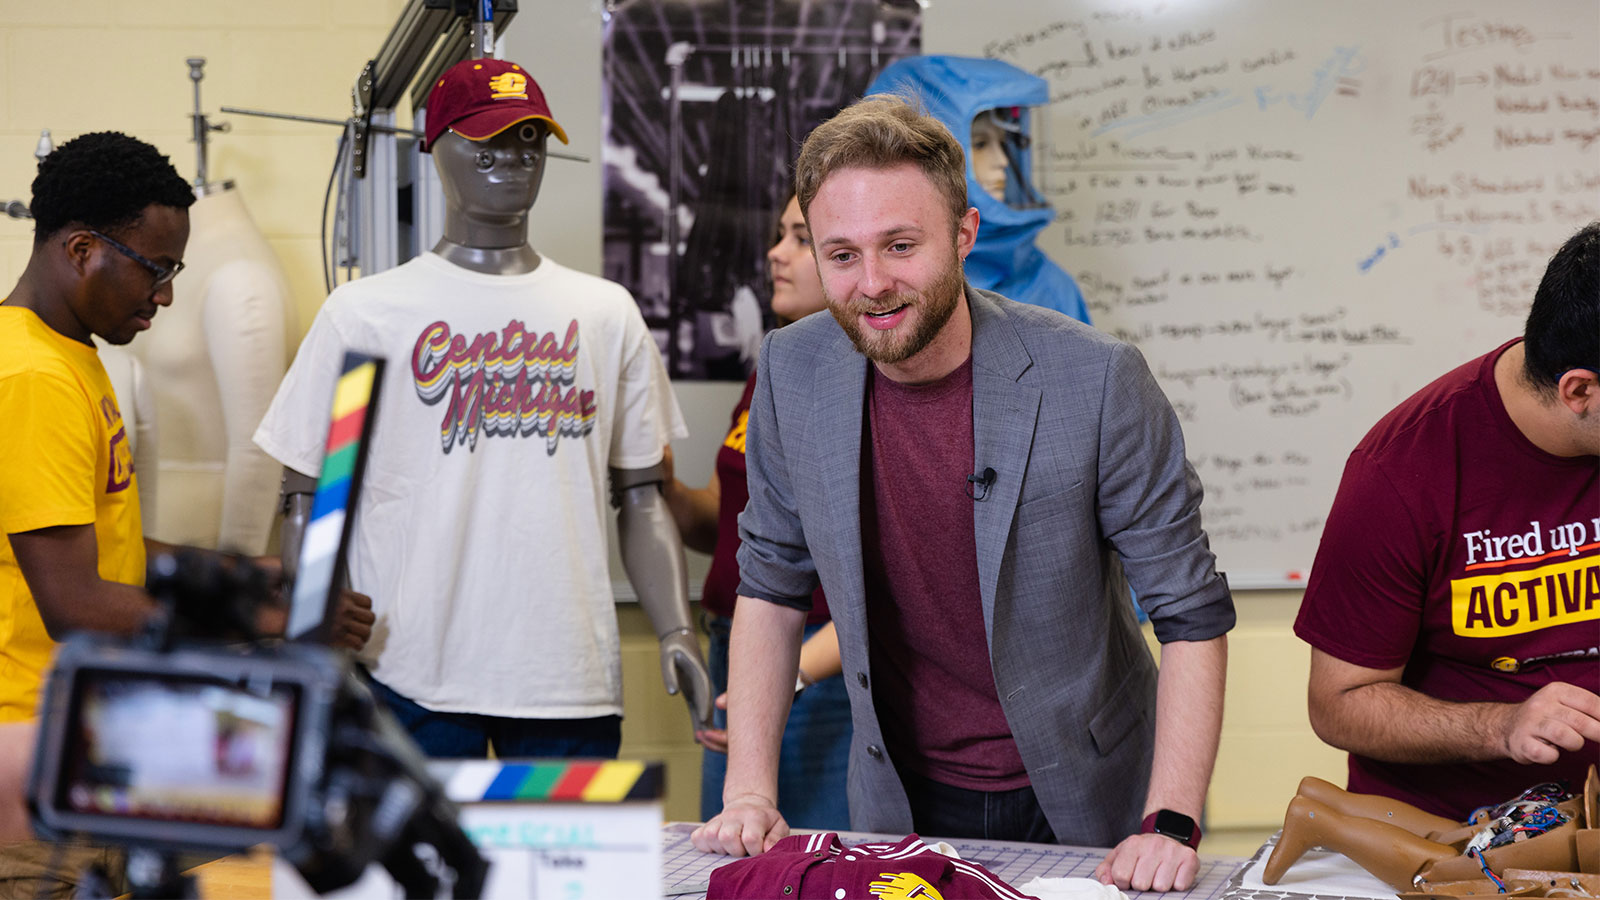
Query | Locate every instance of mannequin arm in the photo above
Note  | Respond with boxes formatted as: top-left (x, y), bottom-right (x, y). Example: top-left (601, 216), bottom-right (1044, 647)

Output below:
top-left (275, 466), bottom-right (373, 650)
top-left (201, 260), bottom-right (291, 554)
top-left (278, 466), bottom-right (316, 589)
top-left (613, 465), bottom-right (714, 729)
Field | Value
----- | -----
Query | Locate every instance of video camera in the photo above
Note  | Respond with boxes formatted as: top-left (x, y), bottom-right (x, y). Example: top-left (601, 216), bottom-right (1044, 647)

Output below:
top-left (27, 551), bottom-right (487, 898)
top-left (27, 353), bottom-right (486, 898)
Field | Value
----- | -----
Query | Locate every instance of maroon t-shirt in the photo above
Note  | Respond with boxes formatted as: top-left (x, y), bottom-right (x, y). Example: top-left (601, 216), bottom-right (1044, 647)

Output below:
top-left (700, 374), bottom-right (829, 624)
top-left (1296, 339), bottom-right (1599, 819)
top-left (861, 357), bottom-right (1029, 791)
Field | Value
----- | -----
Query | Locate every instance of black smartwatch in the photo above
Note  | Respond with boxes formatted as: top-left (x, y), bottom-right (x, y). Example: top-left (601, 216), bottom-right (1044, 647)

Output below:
top-left (1141, 809), bottom-right (1202, 850)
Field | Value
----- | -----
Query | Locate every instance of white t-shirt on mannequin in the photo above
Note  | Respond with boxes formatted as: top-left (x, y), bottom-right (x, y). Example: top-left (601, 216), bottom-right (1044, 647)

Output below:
top-left (254, 252), bottom-right (687, 718)
top-left (127, 185), bottom-right (294, 554)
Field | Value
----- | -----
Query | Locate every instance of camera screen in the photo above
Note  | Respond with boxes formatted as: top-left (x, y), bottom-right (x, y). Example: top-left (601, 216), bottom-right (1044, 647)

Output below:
top-left (58, 671), bottom-right (299, 830)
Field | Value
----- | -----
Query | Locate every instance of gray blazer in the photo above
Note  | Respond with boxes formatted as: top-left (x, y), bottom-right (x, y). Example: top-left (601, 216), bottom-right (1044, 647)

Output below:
top-left (736, 287), bottom-right (1234, 846)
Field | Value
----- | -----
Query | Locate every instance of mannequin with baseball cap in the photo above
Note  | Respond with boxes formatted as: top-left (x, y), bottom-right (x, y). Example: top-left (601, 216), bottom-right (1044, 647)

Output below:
top-left (255, 57), bottom-right (713, 758)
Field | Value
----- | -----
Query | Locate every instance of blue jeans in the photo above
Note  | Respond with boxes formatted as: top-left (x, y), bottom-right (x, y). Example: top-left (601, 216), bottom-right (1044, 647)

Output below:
top-left (700, 615), bottom-right (853, 829)
top-left (369, 676), bottom-right (622, 759)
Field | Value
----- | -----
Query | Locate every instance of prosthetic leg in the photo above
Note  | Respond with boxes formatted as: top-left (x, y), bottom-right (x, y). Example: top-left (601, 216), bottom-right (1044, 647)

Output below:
top-left (1264, 775), bottom-right (1586, 890)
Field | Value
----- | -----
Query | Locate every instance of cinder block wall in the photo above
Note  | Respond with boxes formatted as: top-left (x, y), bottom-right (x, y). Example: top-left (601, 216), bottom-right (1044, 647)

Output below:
top-left (0, 0), bottom-right (405, 331)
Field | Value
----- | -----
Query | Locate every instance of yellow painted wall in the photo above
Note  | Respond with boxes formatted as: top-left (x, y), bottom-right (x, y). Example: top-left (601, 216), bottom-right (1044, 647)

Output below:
top-left (0, 0), bottom-right (407, 329)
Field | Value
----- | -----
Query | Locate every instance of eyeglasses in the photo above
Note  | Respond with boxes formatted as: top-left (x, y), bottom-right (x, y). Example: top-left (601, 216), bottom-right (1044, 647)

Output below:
top-left (88, 229), bottom-right (185, 287)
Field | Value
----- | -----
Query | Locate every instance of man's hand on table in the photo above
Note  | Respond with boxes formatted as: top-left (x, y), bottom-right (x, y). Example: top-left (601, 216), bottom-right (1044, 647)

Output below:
top-left (1094, 832), bottom-right (1199, 893)
top-left (690, 793), bottom-right (789, 857)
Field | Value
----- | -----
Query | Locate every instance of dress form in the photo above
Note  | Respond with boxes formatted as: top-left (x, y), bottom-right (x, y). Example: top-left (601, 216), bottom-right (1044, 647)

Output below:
top-left (127, 183), bottom-right (294, 553)
top-left (98, 346), bottom-right (158, 530)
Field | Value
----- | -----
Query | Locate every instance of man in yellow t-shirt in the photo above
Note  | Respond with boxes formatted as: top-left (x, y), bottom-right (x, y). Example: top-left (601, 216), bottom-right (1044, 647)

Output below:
top-left (0, 133), bottom-right (376, 896)
top-left (0, 133), bottom-right (200, 729)
top-left (0, 131), bottom-right (198, 897)
top-left (0, 306), bottom-right (148, 720)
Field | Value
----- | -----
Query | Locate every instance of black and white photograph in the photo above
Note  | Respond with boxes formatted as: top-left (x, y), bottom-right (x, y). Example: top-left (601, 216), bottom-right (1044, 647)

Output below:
top-left (601, 0), bottom-right (923, 380)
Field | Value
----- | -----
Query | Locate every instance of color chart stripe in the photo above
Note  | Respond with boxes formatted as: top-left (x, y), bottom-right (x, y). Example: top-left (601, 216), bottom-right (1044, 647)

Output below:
top-left (550, 762), bottom-right (603, 800)
top-left (582, 760), bottom-right (646, 801)
top-left (331, 362), bottom-right (376, 419)
top-left (441, 761), bottom-right (664, 802)
top-left (325, 408), bottom-right (365, 452)
top-left (287, 354), bottom-right (380, 640)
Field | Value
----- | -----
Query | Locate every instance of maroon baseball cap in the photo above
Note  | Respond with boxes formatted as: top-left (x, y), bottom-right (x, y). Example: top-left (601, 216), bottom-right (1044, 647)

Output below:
top-left (422, 58), bottom-right (569, 152)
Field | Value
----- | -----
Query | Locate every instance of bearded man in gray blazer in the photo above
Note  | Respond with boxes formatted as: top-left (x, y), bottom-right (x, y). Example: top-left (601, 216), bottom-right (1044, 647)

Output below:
top-left (690, 96), bottom-right (1235, 893)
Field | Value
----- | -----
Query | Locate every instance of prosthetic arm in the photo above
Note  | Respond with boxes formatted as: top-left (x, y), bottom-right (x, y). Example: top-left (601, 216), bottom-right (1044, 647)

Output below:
top-left (278, 466), bottom-right (318, 589)
top-left (613, 464), bottom-right (714, 731)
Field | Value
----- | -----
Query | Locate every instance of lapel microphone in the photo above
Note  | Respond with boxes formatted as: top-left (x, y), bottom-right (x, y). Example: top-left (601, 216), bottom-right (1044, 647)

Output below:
top-left (966, 467), bottom-right (997, 501)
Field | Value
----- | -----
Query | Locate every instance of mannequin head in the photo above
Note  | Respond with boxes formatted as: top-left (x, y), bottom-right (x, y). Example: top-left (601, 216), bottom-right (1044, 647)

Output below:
top-left (433, 123), bottom-right (549, 247)
top-left (970, 107), bottom-right (1033, 205)
top-left (969, 113), bottom-right (1009, 202)
top-left (422, 58), bottom-right (568, 273)
top-left (767, 194), bottom-right (825, 324)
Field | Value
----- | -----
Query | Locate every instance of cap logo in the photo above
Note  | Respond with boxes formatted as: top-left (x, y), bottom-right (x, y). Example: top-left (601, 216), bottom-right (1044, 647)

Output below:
top-left (488, 72), bottom-right (528, 100)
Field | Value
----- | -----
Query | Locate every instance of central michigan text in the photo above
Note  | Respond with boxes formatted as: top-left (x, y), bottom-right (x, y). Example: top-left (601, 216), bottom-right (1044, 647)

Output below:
top-left (411, 319), bottom-right (597, 455)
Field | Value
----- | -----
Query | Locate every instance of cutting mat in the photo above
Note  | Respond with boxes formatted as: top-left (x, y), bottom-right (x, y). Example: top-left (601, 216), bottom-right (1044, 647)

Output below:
top-left (661, 822), bottom-right (1248, 899)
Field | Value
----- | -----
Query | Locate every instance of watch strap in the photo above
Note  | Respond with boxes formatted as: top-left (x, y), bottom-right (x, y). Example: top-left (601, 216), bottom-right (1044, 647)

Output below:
top-left (1141, 810), bottom-right (1202, 851)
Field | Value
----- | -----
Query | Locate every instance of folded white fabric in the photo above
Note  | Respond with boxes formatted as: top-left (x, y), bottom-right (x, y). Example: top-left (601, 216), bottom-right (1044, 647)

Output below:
top-left (1237, 842), bottom-right (1397, 900)
top-left (1017, 876), bottom-right (1129, 900)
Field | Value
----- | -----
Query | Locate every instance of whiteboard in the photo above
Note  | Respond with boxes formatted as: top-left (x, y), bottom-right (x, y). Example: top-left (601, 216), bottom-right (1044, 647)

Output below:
top-left (922, 1), bottom-right (1600, 584)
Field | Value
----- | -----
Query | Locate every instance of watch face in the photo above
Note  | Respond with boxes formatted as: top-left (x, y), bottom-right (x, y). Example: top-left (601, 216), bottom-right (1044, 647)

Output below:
top-left (1154, 809), bottom-right (1197, 841)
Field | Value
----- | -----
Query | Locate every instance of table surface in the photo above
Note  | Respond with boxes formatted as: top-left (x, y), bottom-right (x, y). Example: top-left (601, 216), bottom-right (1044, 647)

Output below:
top-left (661, 822), bottom-right (1250, 899)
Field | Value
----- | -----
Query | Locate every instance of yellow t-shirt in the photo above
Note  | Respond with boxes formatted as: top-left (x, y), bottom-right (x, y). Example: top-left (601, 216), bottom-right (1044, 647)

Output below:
top-left (0, 306), bottom-right (144, 721)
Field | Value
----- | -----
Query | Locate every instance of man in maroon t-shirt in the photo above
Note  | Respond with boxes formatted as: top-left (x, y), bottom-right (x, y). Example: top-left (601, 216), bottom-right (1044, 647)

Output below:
top-left (691, 97), bottom-right (1235, 894)
top-left (1295, 222), bottom-right (1600, 819)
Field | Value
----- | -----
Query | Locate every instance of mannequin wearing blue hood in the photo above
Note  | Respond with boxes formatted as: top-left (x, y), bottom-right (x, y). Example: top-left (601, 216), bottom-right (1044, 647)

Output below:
top-left (866, 55), bottom-right (1090, 325)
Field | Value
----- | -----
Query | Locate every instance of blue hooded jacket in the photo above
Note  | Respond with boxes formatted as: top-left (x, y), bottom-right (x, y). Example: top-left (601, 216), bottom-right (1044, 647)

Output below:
top-left (867, 56), bottom-right (1090, 324)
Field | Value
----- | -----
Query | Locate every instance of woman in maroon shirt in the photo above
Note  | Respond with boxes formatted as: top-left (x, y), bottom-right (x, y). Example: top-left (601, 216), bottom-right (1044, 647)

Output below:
top-left (664, 194), bottom-right (851, 828)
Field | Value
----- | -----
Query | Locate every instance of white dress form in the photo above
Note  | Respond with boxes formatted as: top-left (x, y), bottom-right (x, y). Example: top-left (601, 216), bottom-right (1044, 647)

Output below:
top-left (127, 184), bottom-right (295, 553)
top-left (98, 346), bottom-right (158, 531)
